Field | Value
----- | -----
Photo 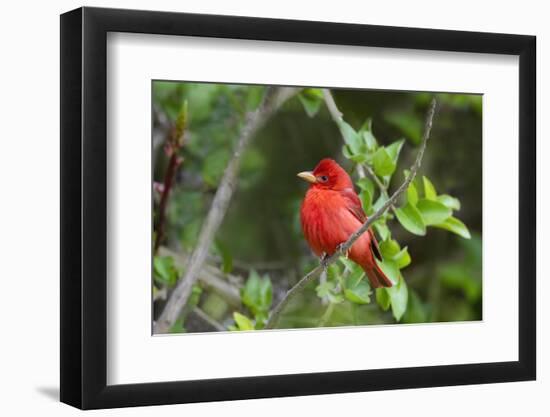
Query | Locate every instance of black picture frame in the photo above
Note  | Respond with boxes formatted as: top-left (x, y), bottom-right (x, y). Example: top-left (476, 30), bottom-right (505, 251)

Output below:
top-left (60, 6), bottom-right (536, 410)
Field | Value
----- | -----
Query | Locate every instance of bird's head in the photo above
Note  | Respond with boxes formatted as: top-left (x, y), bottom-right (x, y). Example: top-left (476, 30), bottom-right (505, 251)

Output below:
top-left (297, 158), bottom-right (353, 191)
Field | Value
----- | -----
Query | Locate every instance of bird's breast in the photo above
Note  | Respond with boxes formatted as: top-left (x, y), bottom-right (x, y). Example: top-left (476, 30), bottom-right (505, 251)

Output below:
top-left (300, 188), bottom-right (362, 256)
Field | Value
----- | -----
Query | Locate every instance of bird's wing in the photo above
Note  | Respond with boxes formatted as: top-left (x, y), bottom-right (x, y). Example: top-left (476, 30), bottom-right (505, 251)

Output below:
top-left (341, 188), bottom-right (383, 261)
top-left (341, 188), bottom-right (366, 223)
top-left (368, 229), bottom-right (383, 261)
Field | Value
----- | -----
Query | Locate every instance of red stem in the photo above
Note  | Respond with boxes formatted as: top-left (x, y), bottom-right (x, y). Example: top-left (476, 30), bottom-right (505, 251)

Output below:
top-left (154, 150), bottom-right (180, 253)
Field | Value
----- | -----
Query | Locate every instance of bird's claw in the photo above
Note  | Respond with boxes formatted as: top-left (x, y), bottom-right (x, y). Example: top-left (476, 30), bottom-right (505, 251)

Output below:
top-left (320, 252), bottom-right (330, 268)
top-left (336, 243), bottom-right (349, 258)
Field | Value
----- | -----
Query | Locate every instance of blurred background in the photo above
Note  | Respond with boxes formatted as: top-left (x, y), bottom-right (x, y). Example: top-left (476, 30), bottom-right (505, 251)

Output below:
top-left (152, 81), bottom-right (482, 333)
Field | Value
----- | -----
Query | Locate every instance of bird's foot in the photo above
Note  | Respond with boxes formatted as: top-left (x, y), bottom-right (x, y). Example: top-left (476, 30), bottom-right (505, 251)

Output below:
top-left (336, 243), bottom-right (349, 258)
top-left (320, 252), bottom-right (330, 268)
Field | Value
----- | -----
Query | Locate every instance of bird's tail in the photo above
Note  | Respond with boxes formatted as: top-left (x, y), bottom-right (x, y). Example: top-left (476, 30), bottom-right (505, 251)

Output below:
top-left (364, 262), bottom-right (393, 288)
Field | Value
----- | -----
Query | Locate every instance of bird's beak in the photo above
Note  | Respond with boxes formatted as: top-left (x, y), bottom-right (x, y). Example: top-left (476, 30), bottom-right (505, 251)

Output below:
top-left (297, 171), bottom-right (317, 184)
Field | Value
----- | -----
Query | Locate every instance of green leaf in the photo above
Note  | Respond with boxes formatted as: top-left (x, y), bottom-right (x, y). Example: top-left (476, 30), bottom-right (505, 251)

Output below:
top-left (386, 138), bottom-right (405, 165)
top-left (153, 256), bottom-right (172, 283)
top-left (326, 263), bottom-right (342, 282)
top-left (316, 281), bottom-right (334, 298)
top-left (357, 178), bottom-right (375, 209)
top-left (298, 89), bottom-right (323, 117)
top-left (338, 120), bottom-right (362, 154)
top-left (373, 221), bottom-right (391, 241)
top-left (393, 247), bottom-right (412, 269)
top-left (375, 288), bottom-right (391, 311)
top-left (343, 268), bottom-right (371, 305)
top-left (372, 147), bottom-right (396, 177)
top-left (233, 312), bottom-right (255, 331)
top-left (394, 203), bottom-right (426, 235)
top-left (316, 280), bottom-right (344, 304)
top-left (437, 194), bottom-right (461, 211)
top-left (259, 275), bottom-right (273, 312)
top-left (241, 270), bottom-right (260, 308)
top-left (339, 256), bottom-right (356, 272)
top-left (379, 240), bottom-right (410, 269)
top-left (348, 153), bottom-right (369, 163)
top-left (423, 176), bottom-right (437, 200)
top-left (376, 259), bottom-right (400, 286)
top-left (379, 239), bottom-right (401, 259)
top-left (214, 239), bottom-right (233, 274)
top-left (304, 87), bottom-right (324, 99)
top-left (359, 117), bottom-right (373, 133)
top-left (362, 130), bottom-right (378, 151)
top-left (241, 270), bottom-right (273, 316)
top-left (416, 199), bottom-right (452, 226)
top-left (344, 266), bottom-right (365, 288)
top-left (344, 282), bottom-right (371, 304)
top-left (342, 144), bottom-right (353, 160)
top-left (359, 190), bottom-right (373, 211)
top-left (153, 256), bottom-right (178, 286)
top-left (407, 182), bottom-right (419, 206)
top-left (386, 276), bottom-right (408, 321)
top-left (356, 177), bottom-right (375, 194)
top-left (434, 216), bottom-right (471, 239)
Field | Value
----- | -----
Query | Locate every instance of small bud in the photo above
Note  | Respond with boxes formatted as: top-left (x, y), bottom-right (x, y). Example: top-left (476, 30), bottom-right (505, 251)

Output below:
top-left (164, 143), bottom-right (173, 157)
top-left (153, 182), bottom-right (165, 194)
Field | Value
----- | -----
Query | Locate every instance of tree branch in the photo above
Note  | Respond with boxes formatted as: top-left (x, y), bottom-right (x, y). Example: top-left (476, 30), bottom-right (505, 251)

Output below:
top-left (265, 97), bottom-right (437, 329)
top-left (158, 246), bottom-right (242, 308)
top-left (191, 307), bottom-right (226, 332)
top-left (154, 87), bottom-right (300, 333)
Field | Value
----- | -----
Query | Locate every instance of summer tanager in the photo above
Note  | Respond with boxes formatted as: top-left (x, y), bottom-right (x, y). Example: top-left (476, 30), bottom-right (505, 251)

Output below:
top-left (298, 158), bottom-right (393, 288)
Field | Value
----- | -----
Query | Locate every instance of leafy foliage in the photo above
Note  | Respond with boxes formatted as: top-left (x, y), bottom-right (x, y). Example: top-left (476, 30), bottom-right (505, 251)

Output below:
top-left (240, 270), bottom-right (273, 328)
top-left (153, 256), bottom-right (179, 287)
top-left (153, 81), bottom-right (482, 333)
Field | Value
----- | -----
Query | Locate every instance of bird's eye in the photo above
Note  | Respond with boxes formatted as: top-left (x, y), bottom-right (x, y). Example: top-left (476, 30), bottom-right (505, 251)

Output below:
top-left (318, 175), bottom-right (329, 182)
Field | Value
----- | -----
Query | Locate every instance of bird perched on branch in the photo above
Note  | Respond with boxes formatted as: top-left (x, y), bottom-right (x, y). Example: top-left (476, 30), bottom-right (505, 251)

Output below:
top-left (298, 158), bottom-right (393, 288)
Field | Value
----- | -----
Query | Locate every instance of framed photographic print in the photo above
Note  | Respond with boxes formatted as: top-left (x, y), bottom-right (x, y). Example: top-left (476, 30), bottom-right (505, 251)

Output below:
top-left (60, 6), bottom-right (536, 409)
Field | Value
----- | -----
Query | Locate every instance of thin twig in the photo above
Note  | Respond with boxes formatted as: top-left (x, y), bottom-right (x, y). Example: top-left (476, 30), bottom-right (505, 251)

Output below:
top-left (322, 89), bottom-right (343, 121)
top-left (364, 164), bottom-right (387, 193)
top-left (363, 163), bottom-right (398, 212)
top-left (207, 254), bottom-right (290, 271)
top-left (323, 88), bottom-right (395, 210)
top-left (158, 246), bottom-right (243, 308)
top-left (318, 302), bottom-right (335, 327)
top-left (265, 97), bottom-right (437, 329)
top-left (154, 87), bottom-right (300, 333)
top-left (191, 307), bottom-right (226, 332)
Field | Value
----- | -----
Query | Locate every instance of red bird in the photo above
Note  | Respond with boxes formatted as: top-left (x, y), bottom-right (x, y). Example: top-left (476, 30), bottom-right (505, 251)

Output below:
top-left (298, 158), bottom-right (393, 288)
